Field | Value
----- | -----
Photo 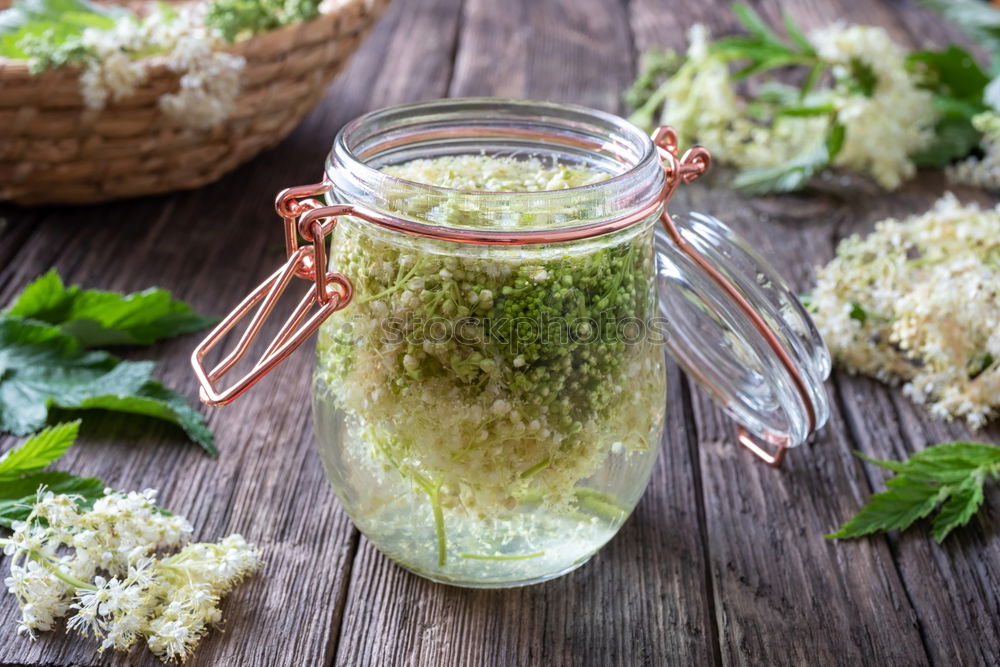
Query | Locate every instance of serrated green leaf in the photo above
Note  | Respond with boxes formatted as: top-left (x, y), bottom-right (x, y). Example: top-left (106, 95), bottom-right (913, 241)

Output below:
top-left (782, 12), bottom-right (815, 55)
top-left (0, 420), bottom-right (79, 479)
top-left (830, 442), bottom-right (1000, 542)
top-left (827, 476), bottom-right (945, 539)
top-left (931, 473), bottom-right (985, 542)
top-left (825, 122), bottom-right (846, 160)
top-left (0, 470), bottom-right (105, 528)
top-left (0, 316), bottom-right (216, 455)
top-left (6, 270), bottom-right (216, 348)
top-left (68, 381), bottom-right (217, 456)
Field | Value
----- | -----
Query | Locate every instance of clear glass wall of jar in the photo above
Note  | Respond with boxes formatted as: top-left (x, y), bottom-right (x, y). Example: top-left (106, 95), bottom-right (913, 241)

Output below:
top-left (312, 100), bottom-right (669, 587)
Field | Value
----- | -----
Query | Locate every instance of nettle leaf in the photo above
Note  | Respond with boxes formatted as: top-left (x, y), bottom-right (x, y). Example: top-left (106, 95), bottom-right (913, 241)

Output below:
top-left (0, 470), bottom-right (105, 528)
top-left (829, 442), bottom-right (1000, 543)
top-left (908, 46), bottom-right (990, 99)
top-left (906, 46), bottom-right (990, 166)
top-left (0, 317), bottom-right (216, 455)
top-left (0, 420), bottom-right (80, 479)
top-left (6, 270), bottom-right (216, 348)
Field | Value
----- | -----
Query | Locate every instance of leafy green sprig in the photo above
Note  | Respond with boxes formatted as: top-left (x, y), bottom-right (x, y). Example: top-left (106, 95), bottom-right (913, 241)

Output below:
top-left (626, 3), bottom-right (999, 194)
top-left (0, 271), bottom-right (217, 455)
top-left (0, 421), bottom-right (105, 528)
top-left (829, 442), bottom-right (1000, 543)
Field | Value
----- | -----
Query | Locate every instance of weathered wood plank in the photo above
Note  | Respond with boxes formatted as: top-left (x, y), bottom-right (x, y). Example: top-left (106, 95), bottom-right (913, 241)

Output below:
top-left (333, 0), bottom-right (717, 665)
top-left (448, 0), bottom-right (633, 110)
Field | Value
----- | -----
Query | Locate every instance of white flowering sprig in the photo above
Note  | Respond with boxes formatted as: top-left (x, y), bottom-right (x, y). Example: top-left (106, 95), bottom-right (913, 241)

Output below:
top-left (808, 194), bottom-right (1000, 428)
top-left (625, 4), bottom-right (992, 194)
top-left (1, 487), bottom-right (261, 663)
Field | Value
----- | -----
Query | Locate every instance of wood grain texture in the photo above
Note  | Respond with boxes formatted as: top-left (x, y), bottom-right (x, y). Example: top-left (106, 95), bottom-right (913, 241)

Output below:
top-left (2, 0), bottom-right (1000, 665)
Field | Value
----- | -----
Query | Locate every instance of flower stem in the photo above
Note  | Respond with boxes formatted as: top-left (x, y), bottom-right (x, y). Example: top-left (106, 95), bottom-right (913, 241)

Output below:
top-left (22, 549), bottom-right (95, 590)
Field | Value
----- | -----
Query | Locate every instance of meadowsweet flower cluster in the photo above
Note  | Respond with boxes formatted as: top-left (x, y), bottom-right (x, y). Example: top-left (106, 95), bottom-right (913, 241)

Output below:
top-left (660, 25), bottom-right (935, 190)
top-left (810, 25), bottom-right (935, 189)
top-left (655, 25), bottom-right (829, 172)
top-left (11, 0), bottom-right (339, 130)
top-left (810, 194), bottom-right (1000, 428)
top-left (948, 111), bottom-right (1000, 190)
top-left (315, 155), bottom-right (666, 563)
top-left (77, 4), bottom-right (245, 130)
top-left (2, 488), bottom-right (261, 663)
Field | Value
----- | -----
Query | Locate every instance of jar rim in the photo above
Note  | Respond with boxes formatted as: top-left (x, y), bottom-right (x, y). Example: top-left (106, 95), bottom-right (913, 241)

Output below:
top-left (325, 98), bottom-right (666, 241)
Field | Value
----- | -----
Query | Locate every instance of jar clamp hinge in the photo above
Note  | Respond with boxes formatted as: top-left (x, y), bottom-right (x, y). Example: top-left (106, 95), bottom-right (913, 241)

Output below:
top-left (190, 181), bottom-right (353, 407)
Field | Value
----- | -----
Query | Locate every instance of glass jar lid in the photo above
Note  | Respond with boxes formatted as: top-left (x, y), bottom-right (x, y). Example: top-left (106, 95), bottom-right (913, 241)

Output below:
top-left (655, 210), bottom-right (830, 463)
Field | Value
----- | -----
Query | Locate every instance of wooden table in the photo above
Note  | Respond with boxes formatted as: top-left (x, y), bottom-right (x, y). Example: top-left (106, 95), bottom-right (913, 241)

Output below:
top-left (2, 0), bottom-right (999, 665)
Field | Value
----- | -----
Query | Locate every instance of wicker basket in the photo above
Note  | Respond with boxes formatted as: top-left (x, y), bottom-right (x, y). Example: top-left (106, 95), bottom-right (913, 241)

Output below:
top-left (0, 0), bottom-right (390, 205)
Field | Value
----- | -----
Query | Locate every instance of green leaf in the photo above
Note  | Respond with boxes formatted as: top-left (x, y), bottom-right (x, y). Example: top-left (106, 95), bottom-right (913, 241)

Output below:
top-left (847, 58), bottom-right (878, 97)
top-left (782, 12), bottom-right (816, 56)
top-left (732, 139), bottom-right (830, 195)
top-left (906, 46), bottom-right (990, 166)
top-left (6, 270), bottom-right (216, 348)
top-left (732, 3), bottom-right (787, 50)
top-left (829, 442), bottom-right (1000, 542)
top-left (931, 474), bottom-right (984, 542)
top-left (0, 470), bottom-right (105, 528)
top-left (0, 420), bottom-right (79, 479)
top-left (0, 316), bottom-right (216, 455)
top-left (908, 46), bottom-right (990, 100)
top-left (912, 115), bottom-right (983, 167)
top-left (0, 0), bottom-right (122, 60)
top-left (848, 302), bottom-right (867, 324)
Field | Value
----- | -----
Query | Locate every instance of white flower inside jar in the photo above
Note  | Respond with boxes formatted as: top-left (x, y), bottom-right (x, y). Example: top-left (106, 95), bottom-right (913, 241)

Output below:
top-left (192, 98), bottom-right (832, 587)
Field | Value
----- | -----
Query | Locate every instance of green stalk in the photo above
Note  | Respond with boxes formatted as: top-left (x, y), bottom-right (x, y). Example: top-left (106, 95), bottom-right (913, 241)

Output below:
top-left (18, 548), bottom-right (95, 590)
top-left (428, 481), bottom-right (447, 567)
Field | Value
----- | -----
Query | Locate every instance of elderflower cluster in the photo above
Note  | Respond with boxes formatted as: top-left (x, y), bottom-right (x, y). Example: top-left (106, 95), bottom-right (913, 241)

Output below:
top-left (811, 24), bottom-right (935, 189)
top-left (2, 488), bottom-right (261, 663)
top-left (657, 23), bottom-right (934, 190)
top-left (78, 5), bottom-right (245, 130)
top-left (811, 194), bottom-right (1000, 428)
top-left (948, 111), bottom-right (1000, 190)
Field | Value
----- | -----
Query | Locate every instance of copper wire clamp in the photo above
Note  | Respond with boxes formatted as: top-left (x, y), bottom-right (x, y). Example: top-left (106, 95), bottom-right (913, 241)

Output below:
top-left (190, 127), bottom-right (817, 467)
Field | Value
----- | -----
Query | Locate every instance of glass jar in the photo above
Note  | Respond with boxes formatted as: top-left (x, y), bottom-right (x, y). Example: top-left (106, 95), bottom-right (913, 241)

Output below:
top-left (191, 98), bottom-right (831, 589)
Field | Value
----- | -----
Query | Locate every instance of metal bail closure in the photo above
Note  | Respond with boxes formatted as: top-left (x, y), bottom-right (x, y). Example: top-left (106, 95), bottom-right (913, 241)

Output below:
top-left (191, 182), bottom-right (353, 407)
top-left (651, 128), bottom-right (831, 467)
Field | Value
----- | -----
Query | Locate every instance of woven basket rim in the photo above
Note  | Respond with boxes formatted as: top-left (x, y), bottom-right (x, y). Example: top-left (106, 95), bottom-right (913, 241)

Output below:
top-left (0, 0), bottom-right (365, 72)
